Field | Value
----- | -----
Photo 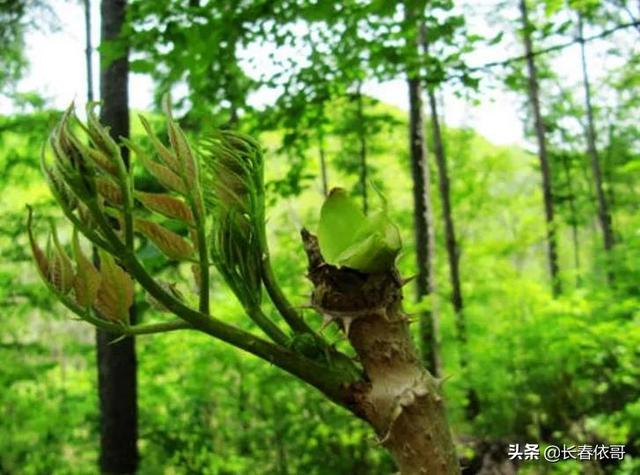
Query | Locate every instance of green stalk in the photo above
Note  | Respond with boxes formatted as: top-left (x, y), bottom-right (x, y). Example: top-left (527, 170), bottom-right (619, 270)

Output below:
top-left (189, 191), bottom-right (210, 315)
top-left (86, 198), bottom-right (355, 404)
top-left (121, 167), bottom-right (134, 250)
top-left (255, 177), bottom-right (313, 335)
top-left (246, 305), bottom-right (290, 346)
top-left (62, 295), bottom-right (192, 335)
top-left (261, 255), bottom-right (314, 335)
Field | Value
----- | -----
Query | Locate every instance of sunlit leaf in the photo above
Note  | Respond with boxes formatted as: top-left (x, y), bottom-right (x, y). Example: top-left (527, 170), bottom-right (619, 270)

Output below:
top-left (135, 218), bottom-right (194, 260)
top-left (317, 187), bottom-right (401, 273)
top-left (94, 250), bottom-right (134, 323)
top-left (71, 229), bottom-right (101, 307)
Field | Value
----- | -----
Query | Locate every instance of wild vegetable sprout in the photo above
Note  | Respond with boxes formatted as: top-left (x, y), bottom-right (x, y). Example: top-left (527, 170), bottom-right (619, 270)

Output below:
top-left (27, 102), bottom-right (459, 474)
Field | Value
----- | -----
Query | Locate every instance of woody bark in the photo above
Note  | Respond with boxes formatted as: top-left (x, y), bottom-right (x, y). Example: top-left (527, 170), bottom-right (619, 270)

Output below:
top-left (302, 230), bottom-right (459, 475)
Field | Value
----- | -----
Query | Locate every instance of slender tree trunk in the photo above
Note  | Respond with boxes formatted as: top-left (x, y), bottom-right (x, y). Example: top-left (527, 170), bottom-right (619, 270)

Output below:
top-left (578, 14), bottom-right (615, 264)
top-left (421, 19), bottom-right (479, 419)
top-left (355, 82), bottom-right (369, 215)
top-left (97, 1), bottom-right (138, 473)
top-left (519, 0), bottom-right (562, 296)
top-left (84, 0), bottom-right (94, 102)
top-left (404, 3), bottom-right (440, 378)
top-left (302, 231), bottom-right (459, 474)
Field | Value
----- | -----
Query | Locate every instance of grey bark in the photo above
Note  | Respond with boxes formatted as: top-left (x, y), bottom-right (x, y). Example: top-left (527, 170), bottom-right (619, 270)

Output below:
top-left (302, 230), bottom-right (459, 474)
top-left (405, 2), bottom-right (441, 378)
top-left (84, 0), bottom-right (94, 102)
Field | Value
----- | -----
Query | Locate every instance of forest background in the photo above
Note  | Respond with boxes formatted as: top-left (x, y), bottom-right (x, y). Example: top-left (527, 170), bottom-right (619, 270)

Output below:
top-left (0, 0), bottom-right (639, 473)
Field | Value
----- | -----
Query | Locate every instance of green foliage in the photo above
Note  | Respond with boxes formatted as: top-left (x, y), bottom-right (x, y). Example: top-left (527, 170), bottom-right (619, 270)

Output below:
top-left (2, 0), bottom-right (640, 471)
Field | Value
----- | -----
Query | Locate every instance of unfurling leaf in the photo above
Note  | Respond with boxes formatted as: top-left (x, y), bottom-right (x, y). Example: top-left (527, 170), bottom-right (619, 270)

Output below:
top-left (141, 154), bottom-right (187, 194)
top-left (83, 146), bottom-right (119, 176)
top-left (42, 160), bottom-right (78, 212)
top-left (318, 188), bottom-right (366, 264)
top-left (199, 131), bottom-right (262, 214)
top-left (138, 115), bottom-right (181, 173)
top-left (72, 230), bottom-right (101, 307)
top-left (167, 120), bottom-right (196, 184)
top-left (125, 138), bottom-right (187, 194)
top-left (135, 219), bottom-right (194, 260)
top-left (26, 207), bottom-right (49, 280)
top-left (135, 192), bottom-right (193, 223)
top-left (94, 250), bottom-right (134, 323)
top-left (317, 187), bottom-right (401, 273)
top-left (200, 131), bottom-right (264, 308)
top-left (96, 177), bottom-right (123, 205)
top-left (86, 103), bottom-right (120, 161)
top-left (49, 222), bottom-right (74, 294)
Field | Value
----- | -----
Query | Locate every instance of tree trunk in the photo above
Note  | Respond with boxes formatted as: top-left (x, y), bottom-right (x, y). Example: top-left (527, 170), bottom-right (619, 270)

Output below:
top-left (355, 82), bottom-right (369, 215)
top-left (578, 13), bottom-right (615, 272)
top-left (84, 0), bottom-right (94, 102)
top-left (422, 38), bottom-right (479, 416)
top-left (302, 231), bottom-right (459, 475)
top-left (519, 0), bottom-right (562, 296)
top-left (97, 1), bottom-right (138, 473)
top-left (405, 4), bottom-right (440, 378)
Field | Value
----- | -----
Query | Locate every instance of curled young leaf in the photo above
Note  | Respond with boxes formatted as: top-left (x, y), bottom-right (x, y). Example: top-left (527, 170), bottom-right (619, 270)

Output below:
top-left (124, 138), bottom-right (187, 195)
top-left (86, 103), bottom-right (121, 162)
top-left (96, 177), bottom-right (123, 205)
top-left (317, 188), bottom-right (366, 264)
top-left (138, 115), bottom-right (181, 173)
top-left (72, 229), bottom-right (102, 307)
top-left (317, 187), bottom-right (401, 273)
top-left (94, 250), bottom-right (134, 323)
top-left (26, 207), bottom-right (49, 280)
top-left (135, 218), bottom-right (194, 260)
top-left (49, 222), bottom-right (75, 294)
top-left (41, 157), bottom-right (78, 212)
top-left (135, 191), bottom-right (193, 224)
top-left (167, 120), bottom-right (196, 185)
